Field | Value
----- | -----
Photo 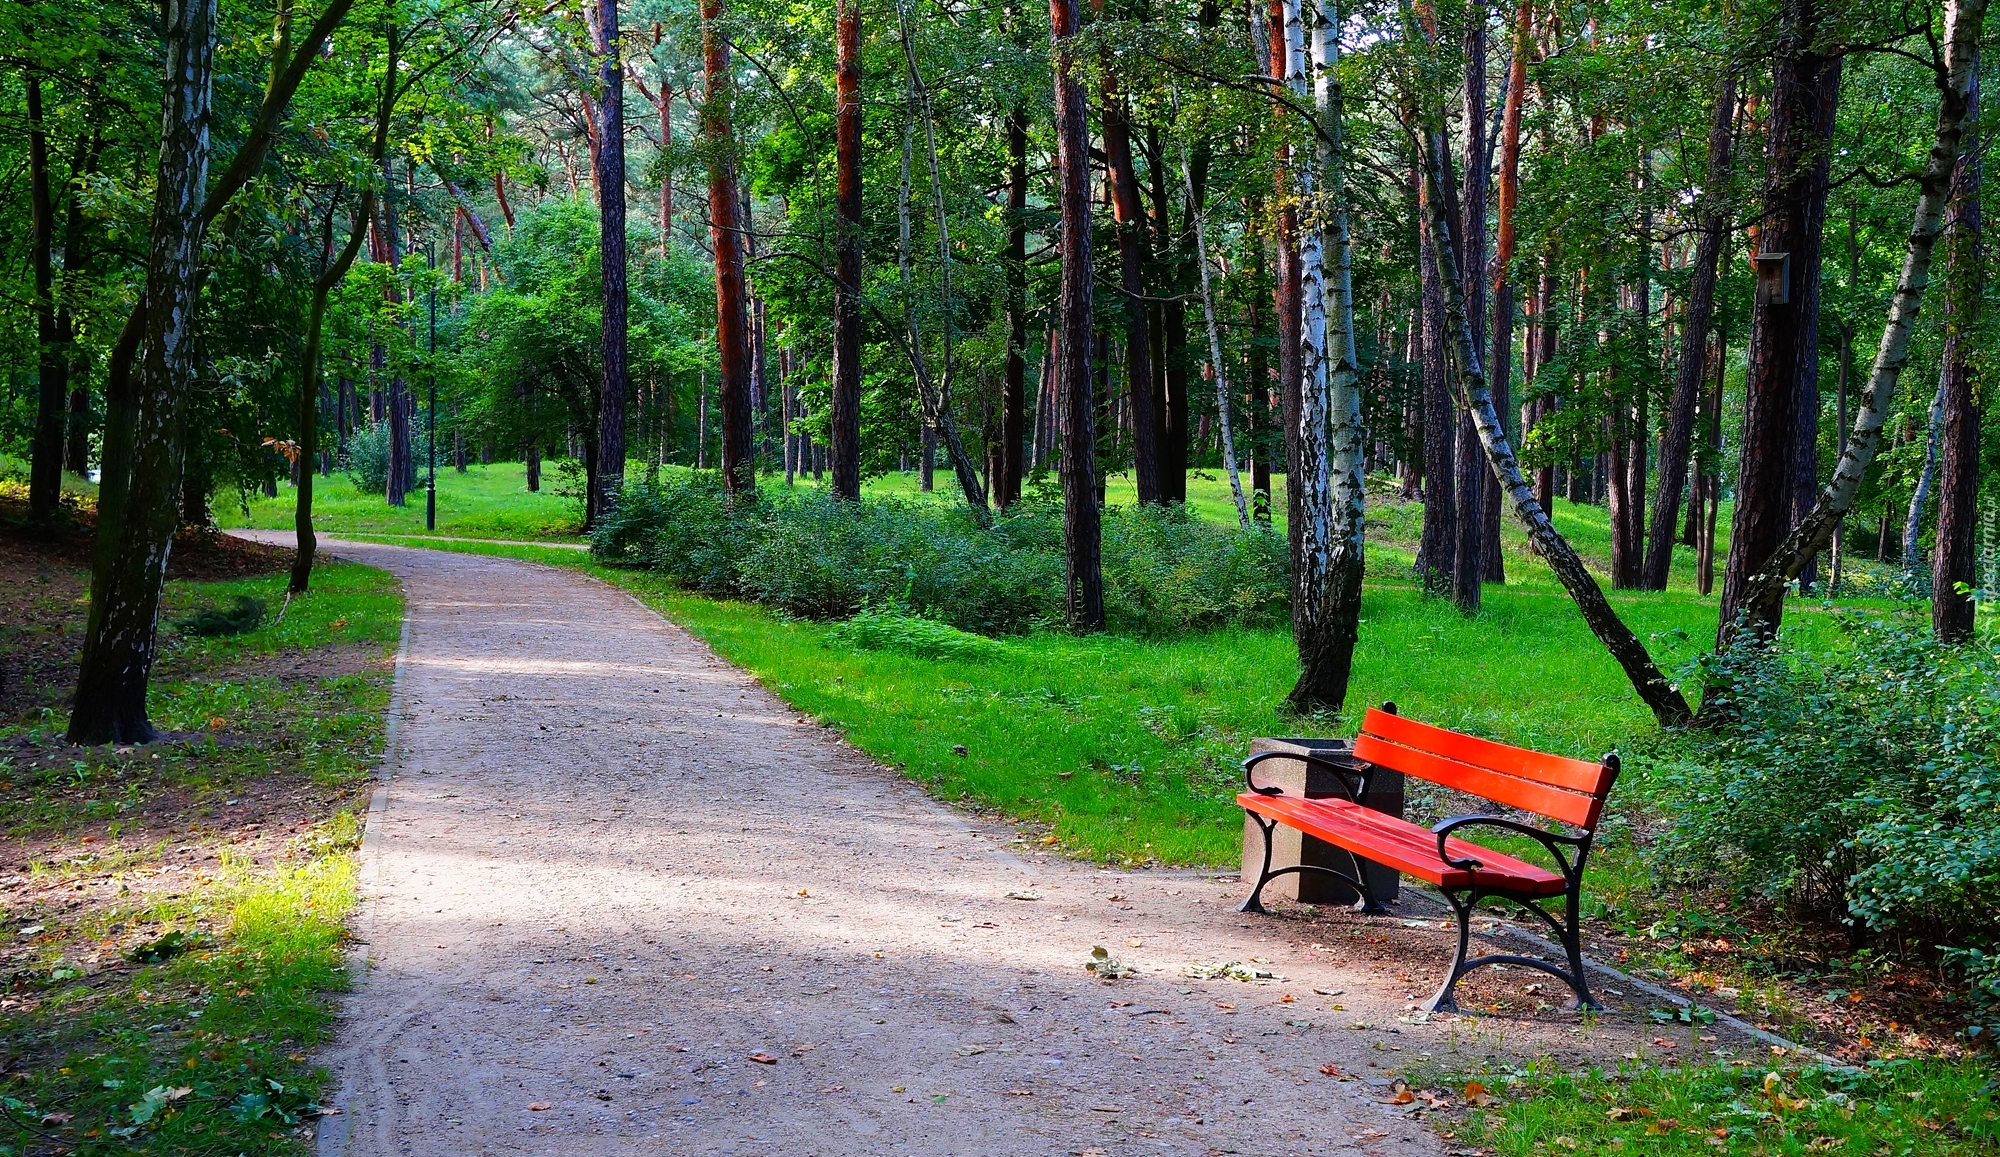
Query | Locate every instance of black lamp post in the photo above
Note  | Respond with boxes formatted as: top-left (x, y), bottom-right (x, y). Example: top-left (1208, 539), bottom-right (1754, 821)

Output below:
top-left (425, 242), bottom-right (438, 531)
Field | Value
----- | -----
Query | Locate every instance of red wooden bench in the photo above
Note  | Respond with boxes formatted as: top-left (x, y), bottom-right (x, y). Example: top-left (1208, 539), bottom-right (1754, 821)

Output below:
top-left (1236, 703), bottom-right (1620, 1013)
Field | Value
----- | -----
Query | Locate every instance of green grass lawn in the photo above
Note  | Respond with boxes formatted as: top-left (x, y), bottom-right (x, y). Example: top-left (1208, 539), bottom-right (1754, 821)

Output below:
top-left (219, 461), bottom-right (587, 542)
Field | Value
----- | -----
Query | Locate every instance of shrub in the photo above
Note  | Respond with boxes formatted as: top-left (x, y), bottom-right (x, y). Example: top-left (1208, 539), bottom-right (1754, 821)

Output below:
top-left (826, 607), bottom-right (1009, 662)
top-left (1650, 612), bottom-right (2000, 1030)
top-left (590, 472), bottom-right (1288, 636)
top-left (342, 423), bottom-right (390, 494)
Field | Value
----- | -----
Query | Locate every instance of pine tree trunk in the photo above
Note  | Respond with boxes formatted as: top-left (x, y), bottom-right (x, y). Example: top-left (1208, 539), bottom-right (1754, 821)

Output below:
top-left (830, 0), bottom-right (863, 500)
top-left (68, 0), bottom-right (218, 744)
top-left (1050, 0), bottom-right (1102, 631)
top-left (1718, 0), bottom-right (1841, 641)
top-left (1933, 73), bottom-right (1981, 642)
top-left (703, 0), bottom-right (755, 497)
top-left (1645, 74), bottom-right (1738, 589)
top-left (25, 74), bottom-right (66, 523)
top-left (593, 0), bottom-right (629, 519)
top-left (1417, 170), bottom-right (1455, 597)
top-left (1267, 0), bottom-right (1305, 633)
top-left (1716, 0), bottom-right (1987, 652)
top-left (1000, 106), bottom-right (1028, 508)
top-left (1451, 11), bottom-right (1486, 612)
top-left (1095, 2), bottom-right (1159, 504)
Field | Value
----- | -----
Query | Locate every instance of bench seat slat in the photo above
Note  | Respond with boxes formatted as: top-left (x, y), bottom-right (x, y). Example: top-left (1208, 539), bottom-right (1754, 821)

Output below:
top-left (1361, 709), bottom-right (1610, 794)
top-left (1236, 792), bottom-right (1568, 898)
top-left (1352, 733), bottom-right (1599, 828)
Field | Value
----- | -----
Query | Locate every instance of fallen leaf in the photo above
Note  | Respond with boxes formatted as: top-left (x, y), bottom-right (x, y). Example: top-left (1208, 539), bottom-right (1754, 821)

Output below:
top-left (1463, 1081), bottom-right (1495, 1106)
top-left (1005, 891), bottom-right (1040, 901)
top-left (1004, 1088), bottom-right (1034, 1096)
top-left (1279, 994), bottom-right (1296, 1003)
top-left (1386, 1084), bottom-right (1416, 1106)
top-left (1607, 1106), bottom-right (1635, 1121)
top-left (749, 1053), bottom-right (778, 1065)
top-left (526, 1103), bottom-right (552, 1111)
top-left (1090, 1105), bottom-right (1124, 1113)
top-left (39, 1112), bottom-right (73, 1126)
top-left (1319, 1063), bottom-right (1354, 1080)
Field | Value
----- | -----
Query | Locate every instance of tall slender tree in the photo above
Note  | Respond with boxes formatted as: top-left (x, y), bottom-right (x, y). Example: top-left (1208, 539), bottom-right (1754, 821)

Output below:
top-left (1719, 0), bottom-right (1842, 641)
top-left (1050, 0), bottom-right (1102, 630)
top-left (1095, 0), bottom-right (1160, 504)
top-left (830, 0), bottom-right (863, 500)
top-left (593, 0), bottom-right (630, 522)
top-left (702, 0), bottom-right (754, 495)
top-left (68, 0), bottom-right (220, 744)
top-left (1643, 71), bottom-right (1737, 590)
top-left (1932, 72), bottom-right (1981, 643)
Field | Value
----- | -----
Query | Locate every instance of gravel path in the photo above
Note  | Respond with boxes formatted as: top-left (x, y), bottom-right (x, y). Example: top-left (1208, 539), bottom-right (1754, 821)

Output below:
top-left (284, 540), bottom-right (1451, 1157)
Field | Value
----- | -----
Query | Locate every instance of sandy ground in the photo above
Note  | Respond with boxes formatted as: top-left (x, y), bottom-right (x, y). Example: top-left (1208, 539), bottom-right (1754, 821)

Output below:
top-left (261, 538), bottom-right (1753, 1157)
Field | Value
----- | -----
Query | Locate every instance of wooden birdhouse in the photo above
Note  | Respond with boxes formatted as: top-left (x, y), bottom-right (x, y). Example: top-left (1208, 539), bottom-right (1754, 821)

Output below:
top-left (1755, 251), bottom-right (1791, 305)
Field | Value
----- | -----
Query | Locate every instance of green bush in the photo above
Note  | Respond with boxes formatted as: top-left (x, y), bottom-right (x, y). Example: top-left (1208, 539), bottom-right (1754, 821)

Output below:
top-left (340, 422), bottom-right (432, 496)
top-left (1650, 612), bottom-right (2000, 1032)
top-left (590, 472), bottom-right (1288, 636)
top-left (826, 607), bottom-right (1010, 662)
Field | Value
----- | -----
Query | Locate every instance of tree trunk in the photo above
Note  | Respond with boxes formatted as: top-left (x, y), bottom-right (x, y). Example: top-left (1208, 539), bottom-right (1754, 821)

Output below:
top-left (593, 0), bottom-right (629, 520)
top-left (1933, 72), bottom-right (1981, 642)
top-left (1245, 216), bottom-right (1273, 524)
top-left (1716, 0), bottom-right (1986, 653)
top-left (1000, 104), bottom-right (1028, 508)
top-left (68, 0), bottom-right (218, 745)
top-left (1267, 0), bottom-right (1305, 634)
top-left (25, 74), bottom-right (66, 523)
top-left (294, 204), bottom-right (375, 593)
top-left (1906, 376), bottom-right (1946, 568)
top-left (1717, 0), bottom-right (1841, 641)
top-left (1488, 0), bottom-right (1530, 585)
top-left (1417, 167), bottom-right (1455, 597)
top-left (1420, 128), bottom-right (1692, 727)
top-left (1050, 0), bottom-right (1103, 630)
top-left (1643, 80), bottom-right (1736, 590)
top-left (1183, 150), bottom-right (1247, 530)
top-left (1452, 15), bottom-right (1487, 613)
top-left (829, 0), bottom-right (863, 501)
top-left (702, 0), bottom-right (755, 496)
top-left (1288, 0), bottom-right (1365, 711)
top-left (1095, 0), bottom-right (1159, 505)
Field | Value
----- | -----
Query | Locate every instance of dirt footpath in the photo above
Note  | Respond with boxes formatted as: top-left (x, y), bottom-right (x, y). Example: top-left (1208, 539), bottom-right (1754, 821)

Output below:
top-left (275, 539), bottom-right (1739, 1157)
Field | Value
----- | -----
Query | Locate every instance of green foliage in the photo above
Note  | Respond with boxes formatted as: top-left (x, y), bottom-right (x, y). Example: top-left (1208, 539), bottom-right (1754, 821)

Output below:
top-left (170, 594), bottom-right (265, 638)
top-left (1651, 612), bottom-right (2000, 1025)
top-left (827, 606), bottom-right (1010, 662)
top-left (591, 470), bottom-right (1289, 636)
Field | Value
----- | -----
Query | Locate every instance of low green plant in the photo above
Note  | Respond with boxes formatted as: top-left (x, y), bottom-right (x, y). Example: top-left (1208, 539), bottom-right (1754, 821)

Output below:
top-left (1650, 609), bottom-right (2000, 1030)
top-left (591, 472), bottom-right (1288, 635)
top-left (826, 607), bottom-right (1010, 662)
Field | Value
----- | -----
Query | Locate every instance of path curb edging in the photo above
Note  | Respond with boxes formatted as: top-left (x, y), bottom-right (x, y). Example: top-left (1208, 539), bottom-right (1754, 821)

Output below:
top-left (314, 567), bottom-right (412, 1157)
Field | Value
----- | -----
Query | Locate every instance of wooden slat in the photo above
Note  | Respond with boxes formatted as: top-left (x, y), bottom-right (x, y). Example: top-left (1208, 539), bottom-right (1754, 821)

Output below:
top-left (1352, 734), bottom-right (1599, 827)
top-left (1362, 708), bottom-right (1610, 795)
top-left (1239, 793), bottom-right (1567, 897)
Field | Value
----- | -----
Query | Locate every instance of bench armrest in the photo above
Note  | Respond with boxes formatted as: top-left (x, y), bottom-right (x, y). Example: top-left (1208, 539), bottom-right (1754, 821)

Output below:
top-left (1241, 750), bottom-right (1369, 801)
top-left (1430, 813), bottom-right (1588, 878)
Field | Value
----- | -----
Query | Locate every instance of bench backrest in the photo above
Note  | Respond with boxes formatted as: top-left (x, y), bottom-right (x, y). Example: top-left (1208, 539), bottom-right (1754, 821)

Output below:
top-left (1351, 706), bottom-right (1617, 830)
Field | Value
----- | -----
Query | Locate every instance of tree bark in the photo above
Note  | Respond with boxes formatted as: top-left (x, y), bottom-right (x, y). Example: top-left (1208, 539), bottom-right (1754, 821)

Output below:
top-left (1717, 0), bottom-right (1987, 652)
top-left (1420, 128), bottom-right (1691, 726)
top-left (1452, 11), bottom-right (1487, 612)
top-left (1288, 0), bottom-right (1366, 712)
top-left (594, 0), bottom-right (629, 521)
top-left (1933, 72), bottom-right (1981, 642)
top-left (1488, 0), bottom-right (1530, 584)
top-left (1095, 0), bottom-right (1160, 504)
top-left (702, 0), bottom-right (755, 496)
top-left (69, 0), bottom-right (218, 744)
top-left (830, 0), bottom-right (863, 500)
top-left (1906, 375), bottom-right (1946, 569)
top-left (1718, 0), bottom-right (1841, 641)
top-left (1417, 165), bottom-right (1455, 597)
top-left (1050, 0), bottom-right (1103, 630)
top-left (1184, 150), bottom-right (1247, 530)
top-left (1645, 73), bottom-right (1737, 590)
top-left (1267, 0), bottom-right (1305, 633)
top-left (25, 74), bottom-right (69, 523)
top-left (1001, 104), bottom-right (1028, 508)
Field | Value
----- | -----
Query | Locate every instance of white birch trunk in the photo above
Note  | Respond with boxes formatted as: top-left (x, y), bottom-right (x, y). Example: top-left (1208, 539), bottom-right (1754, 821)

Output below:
top-left (1182, 152), bottom-right (1251, 530)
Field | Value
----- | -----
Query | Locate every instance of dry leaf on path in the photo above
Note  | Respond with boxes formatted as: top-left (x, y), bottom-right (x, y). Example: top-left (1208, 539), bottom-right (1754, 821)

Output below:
top-left (525, 1103), bottom-right (552, 1111)
top-left (749, 1052), bottom-right (778, 1065)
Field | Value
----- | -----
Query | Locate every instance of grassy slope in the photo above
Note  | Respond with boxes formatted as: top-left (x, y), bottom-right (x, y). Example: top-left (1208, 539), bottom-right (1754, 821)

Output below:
top-left (1, 558), bottom-right (400, 1155)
